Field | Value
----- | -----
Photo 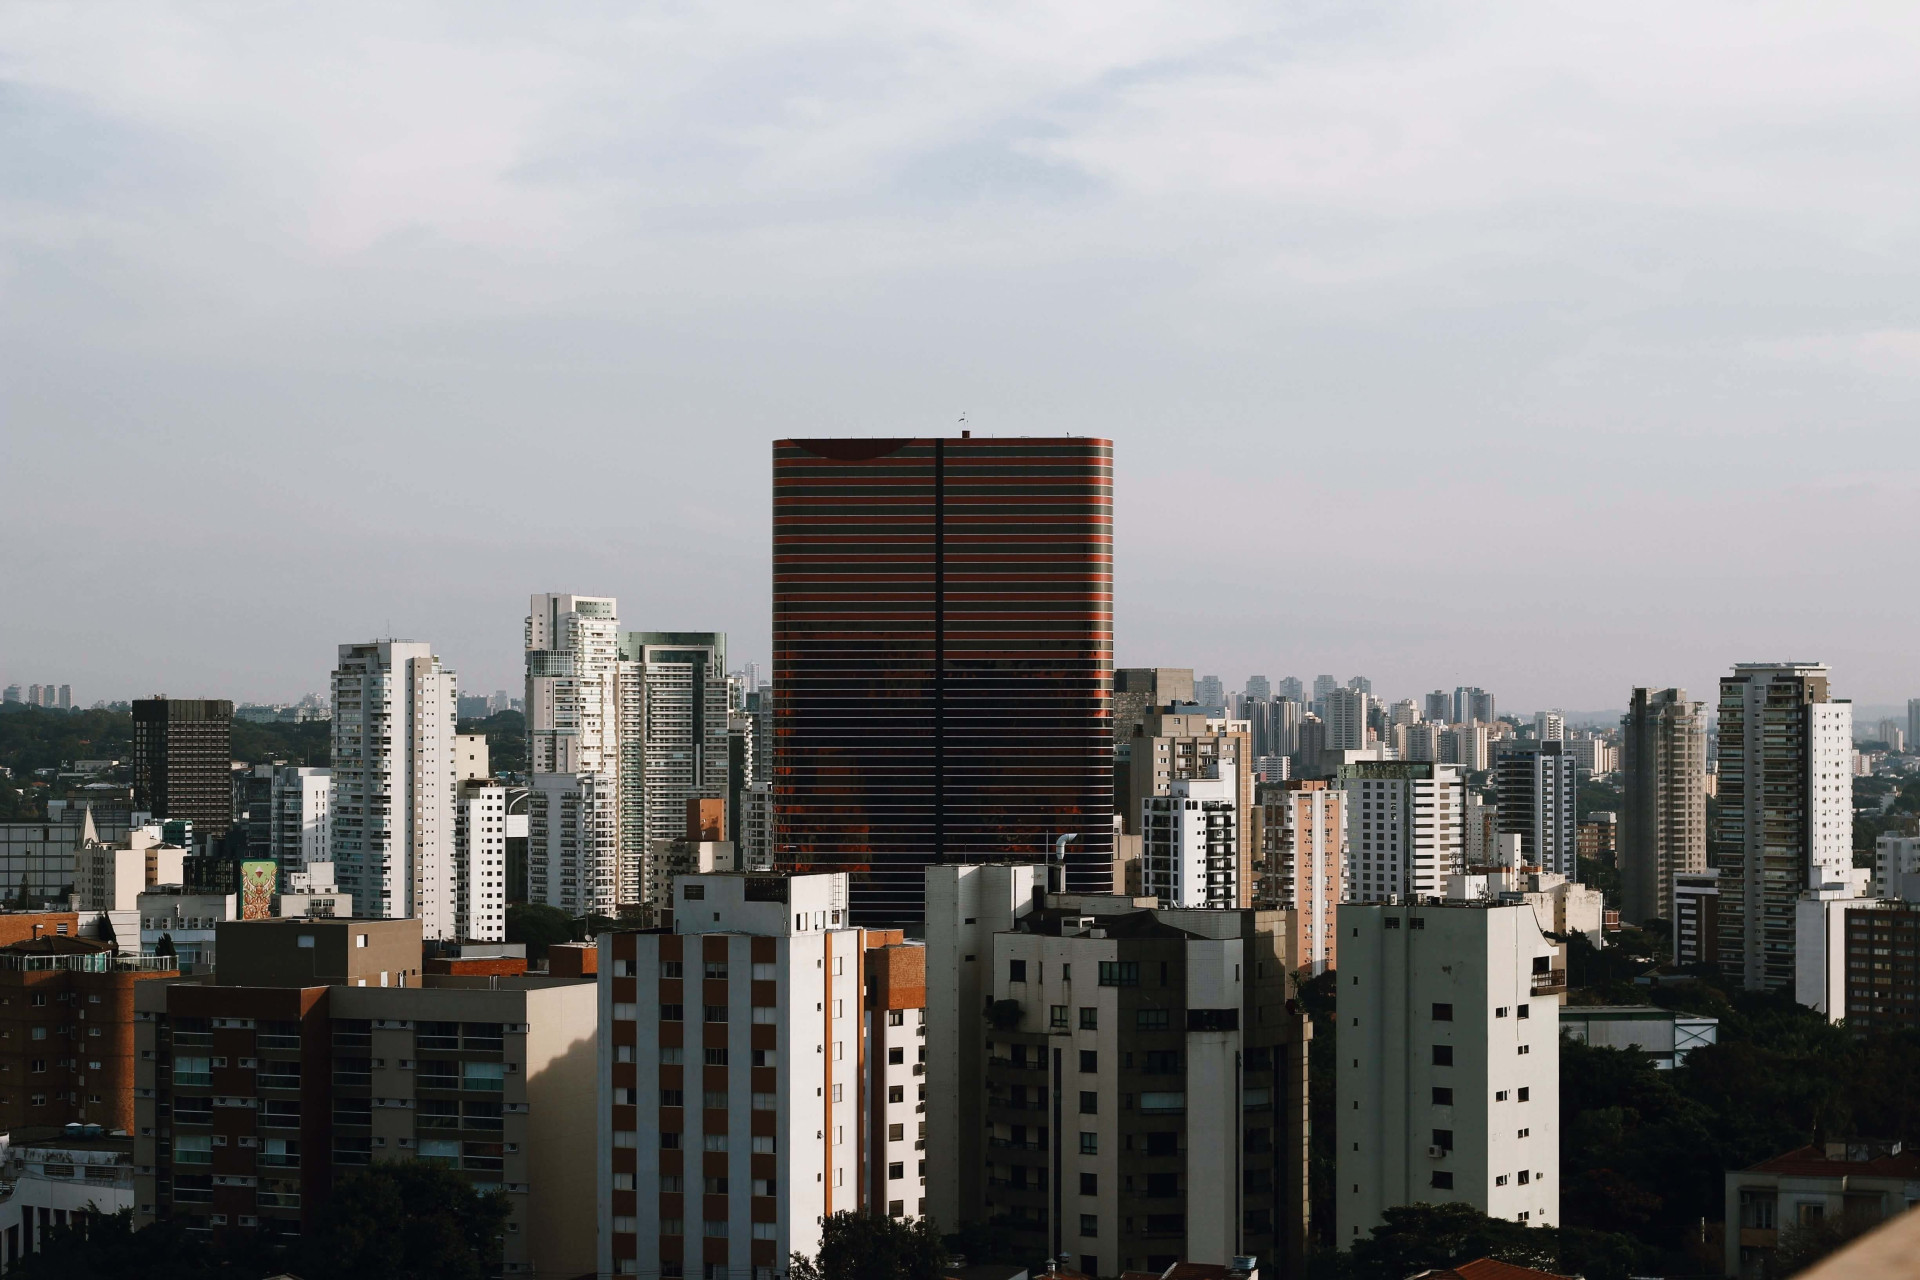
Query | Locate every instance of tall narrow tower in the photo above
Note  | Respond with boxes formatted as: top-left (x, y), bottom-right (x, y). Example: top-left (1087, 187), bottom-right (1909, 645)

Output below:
top-left (772, 437), bottom-right (1114, 921)
top-left (329, 641), bottom-right (457, 935)
top-left (1618, 687), bottom-right (1707, 925)
top-left (524, 595), bottom-right (627, 915)
top-left (1715, 663), bottom-right (1852, 992)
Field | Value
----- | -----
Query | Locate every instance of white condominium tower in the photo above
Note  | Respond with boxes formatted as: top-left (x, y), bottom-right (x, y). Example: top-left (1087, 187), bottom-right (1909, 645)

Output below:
top-left (1339, 761), bottom-right (1465, 903)
top-left (1716, 663), bottom-right (1853, 993)
top-left (1325, 687), bottom-right (1372, 752)
top-left (1338, 900), bottom-right (1564, 1240)
top-left (526, 594), bottom-right (628, 915)
top-left (620, 631), bottom-right (733, 905)
top-left (329, 640), bottom-right (459, 937)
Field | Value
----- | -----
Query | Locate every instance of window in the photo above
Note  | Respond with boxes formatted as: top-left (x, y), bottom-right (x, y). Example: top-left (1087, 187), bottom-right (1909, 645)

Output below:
top-left (1079, 1091), bottom-right (1098, 1115)
top-left (661, 1131), bottom-right (681, 1149)
top-left (1518, 1170), bottom-right (1531, 1185)
top-left (683, 884), bottom-right (705, 900)
top-left (1517, 1087), bottom-right (1530, 1102)
top-left (1078, 1007), bottom-right (1097, 1030)
top-left (1495, 1174), bottom-right (1509, 1186)
top-left (753, 1093), bottom-right (776, 1111)
top-left (662, 961), bottom-right (684, 978)
top-left (889, 1162), bottom-right (904, 1180)
top-left (705, 1177), bottom-right (728, 1194)
top-left (1139, 1092), bottom-right (1185, 1114)
top-left (1079, 1214), bottom-right (1098, 1238)
top-left (704, 1005), bottom-right (728, 1023)
top-left (888, 1123), bottom-right (904, 1142)
top-left (1518, 1128), bottom-right (1530, 1138)
top-left (1432, 1087), bottom-right (1453, 1105)
top-left (1431, 1045), bottom-right (1453, 1066)
top-left (1142, 1050), bottom-right (1179, 1073)
top-left (1431, 1171), bottom-right (1454, 1190)
top-left (661, 1047), bottom-right (684, 1064)
top-left (1494, 1089), bottom-right (1508, 1101)
top-left (705, 962), bottom-right (728, 979)
top-left (705, 1091), bottom-right (728, 1109)
top-left (1050, 1006), bottom-right (1069, 1030)
top-left (661, 1005), bottom-right (684, 1021)
top-left (1009, 959), bottom-right (1027, 983)
top-left (1079, 1050), bottom-right (1098, 1073)
top-left (1080, 1172), bottom-right (1098, 1195)
top-left (1495, 1006), bottom-right (1510, 1018)
top-left (1098, 961), bottom-right (1139, 987)
top-left (1431, 1003), bottom-right (1453, 1021)
top-left (703, 1220), bottom-right (728, 1238)
top-left (703, 1134), bottom-right (728, 1152)
top-left (1432, 1129), bottom-right (1453, 1151)
top-left (705, 1047), bottom-right (729, 1065)
top-left (1517, 1004), bottom-right (1530, 1019)
top-left (888, 1086), bottom-right (904, 1103)
top-left (1136, 1009), bottom-right (1169, 1031)
top-left (887, 1009), bottom-right (904, 1026)
top-left (752, 1136), bottom-right (776, 1153)
top-left (1080, 1132), bottom-right (1098, 1155)
top-left (661, 1089), bottom-right (685, 1107)
top-left (889, 1047), bottom-right (904, 1065)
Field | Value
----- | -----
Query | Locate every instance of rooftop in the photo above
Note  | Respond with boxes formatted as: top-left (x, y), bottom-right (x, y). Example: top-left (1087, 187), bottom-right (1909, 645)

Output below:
top-left (1746, 1143), bottom-right (1920, 1178)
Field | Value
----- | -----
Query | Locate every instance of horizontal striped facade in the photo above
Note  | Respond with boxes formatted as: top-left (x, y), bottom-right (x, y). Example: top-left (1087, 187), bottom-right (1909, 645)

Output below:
top-left (772, 437), bottom-right (1114, 920)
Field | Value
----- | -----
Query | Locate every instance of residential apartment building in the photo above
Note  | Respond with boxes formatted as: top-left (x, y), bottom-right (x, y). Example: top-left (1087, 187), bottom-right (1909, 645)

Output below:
top-left (1141, 774), bottom-right (1240, 909)
top-left (1324, 688), bottom-right (1372, 754)
top-left (133, 917), bottom-right (596, 1277)
top-left (0, 935), bottom-right (176, 1135)
top-left (269, 767), bottom-right (332, 875)
top-left (1672, 869), bottom-right (1721, 968)
top-left (1339, 762), bottom-right (1466, 903)
top-left (621, 632), bottom-right (733, 906)
top-left (1115, 670), bottom-right (1196, 750)
top-left (865, 940), bottom-right (928, 1217)
top-left (131, 698), bottom-right (234, 848)
top-left (1576, 813), bottom-right (1617, 872)
top-left (1872, 835), bottom-right (1920, 901)
top-left (1452, 689), bottom-right (1495, 726)
top-left (329, 641), bottom-right (459, 938)
top-left (0, 1128), bottom-right (135, 1268)
top-left (1443, 724), bottom-right (1490, 773)
top-left (1619, 688), bottom-right (1707, 925)
top-left (924, 864), bottom-right (1044, 1236)
top-left (772, 436), bottom-right (1116, 919)
top-left (1494, 742), bottom-right (1576, 878)
top-left (1715, 664), bottom-right (1854, 993)
top-left (454, 779), bottom-right (508, 942)
top-left (1250, 781), bottom-right (1343, 974)
top-left (1725, 1142), bottom-right (1920, 1280)
top-left (1127, 709), bottom-right (1254, 905)
top-left (1834, 901), bottom-right (1920, 1031)
top-left (958, 892), bottom-right (1311, 1277)
top-left (525, 594), bottom-right (627, 915)
top-left (598, 873), bottom-right (900, 1280)
top-left (1337, 901), bottom-right (1564, 1242)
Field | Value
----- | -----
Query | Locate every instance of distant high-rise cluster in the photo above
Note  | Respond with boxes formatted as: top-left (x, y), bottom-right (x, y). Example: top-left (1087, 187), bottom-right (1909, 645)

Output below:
top-left (2, 683), bottom-right (73, 709)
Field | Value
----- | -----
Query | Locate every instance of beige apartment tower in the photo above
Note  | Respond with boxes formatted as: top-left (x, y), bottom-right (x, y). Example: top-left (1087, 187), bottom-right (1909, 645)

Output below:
top-left (1619, 688), bottom-right (1708, 925)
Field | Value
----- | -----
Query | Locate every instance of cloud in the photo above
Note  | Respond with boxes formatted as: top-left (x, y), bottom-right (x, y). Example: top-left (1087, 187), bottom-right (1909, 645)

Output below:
top-left (6, 2), bottom-right (1920, 707)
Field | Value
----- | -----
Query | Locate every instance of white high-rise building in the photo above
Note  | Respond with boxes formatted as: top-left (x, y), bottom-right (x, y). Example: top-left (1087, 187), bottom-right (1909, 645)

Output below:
top-left (329, 640), bottom-right (458, 937)
top-left (1141, 771), bottom-right (1238, 908)
top-left (1873, 834), bottom-right (1920, 901)
top-left (597, 873), bottom-right (874, 1280)
top-left (1532, 711), bottom-right (1566, 742)
top-left (1337, 901), bottom-right (1563, 1241)
top-left (1716, 663), bottom-right (1853, 993)
top-left (1340, 762), bottom-right (1466, 902)
top-left (526, 594), bottom-right (629, 914)
top-left (269, 766), bottom-right (331, 874)
top-left (923, 864), bottom-right (1042, 1233)
top-left (454, 778), bottom-right (508, 941)
top-left (620, 632), bottom-right (733, 905)
top-left (1495, 742), bottom-right (1577, 878)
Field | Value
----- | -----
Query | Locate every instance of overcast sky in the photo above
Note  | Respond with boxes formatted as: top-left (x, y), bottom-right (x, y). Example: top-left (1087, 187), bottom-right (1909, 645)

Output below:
top-left (7, 2), bottom-right (1920, 716)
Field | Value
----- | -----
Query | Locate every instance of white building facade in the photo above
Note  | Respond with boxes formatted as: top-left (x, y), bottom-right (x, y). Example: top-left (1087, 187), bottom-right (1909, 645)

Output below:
top-left (329, 640), bottom-right (459, 937)
top-left (1141, 772), bottom-right (1239, 908)
top-left (526, 594), bottom-right (628, 916)
top-left (454, 778), bottom-right (508, 941)
top-left (1337, 901), bottom-right (1563, 1241)
top-left (269, 766), bottom-right (331, 874)
top-left (1339, 762), bottom-right (1466, 903)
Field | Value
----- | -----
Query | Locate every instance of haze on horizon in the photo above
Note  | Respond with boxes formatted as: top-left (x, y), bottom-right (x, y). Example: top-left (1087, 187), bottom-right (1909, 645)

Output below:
top-left (6, 3), bottom-right (1920, 714)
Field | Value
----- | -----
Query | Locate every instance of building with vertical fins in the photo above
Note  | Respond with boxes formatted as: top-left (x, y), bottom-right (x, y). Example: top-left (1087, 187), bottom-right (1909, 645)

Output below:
top-left (771, 436), bottom-right (1114, 921)
top-left (1619, 687), bottom-right (1708, 925)
top-left (620, 632), bottom-right (733, 905)
top-left (131, 698), bottom-right (235, 848)
top-left (1715, 663), bottom-right (1853, 993)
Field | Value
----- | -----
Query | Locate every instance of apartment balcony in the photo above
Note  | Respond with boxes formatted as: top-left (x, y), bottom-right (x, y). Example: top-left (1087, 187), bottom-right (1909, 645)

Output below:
top-left (1531, 969), bottom-right (1568, 996)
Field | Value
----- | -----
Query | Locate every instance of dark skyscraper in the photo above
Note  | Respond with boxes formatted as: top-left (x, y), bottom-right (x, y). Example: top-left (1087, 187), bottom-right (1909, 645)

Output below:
top-left (772, 436), bottom-right (1114, 920)
top-left (131, 697), bottom-right (235, 845)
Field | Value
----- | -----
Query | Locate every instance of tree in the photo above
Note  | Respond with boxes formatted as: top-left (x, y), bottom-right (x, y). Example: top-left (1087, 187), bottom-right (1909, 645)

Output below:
top-left (791, 1211), bottom-right (948, 1280)
top-left (1347, 1203), bottom-right (1560, 1279)
top-left (1772, 1213), bottom-right (1877, 1276)
top-left (505, 902), bottom-right (573, 961)
top-left (296, 1161), bottom-right (510, 1280)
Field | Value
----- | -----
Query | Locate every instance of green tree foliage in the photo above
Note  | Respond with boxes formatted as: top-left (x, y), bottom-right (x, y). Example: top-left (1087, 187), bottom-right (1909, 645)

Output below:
top-left (301, 1161), bottom-right (510, 1280)
top-left (791, 1211), bottom-right (948, 1280)
top-left (1771, 1213), bottom-right (1878, 1276)
top-left (505, 902), bottom-right (574, 960)
top-left (1309, 1202), bottom-right (1645, 1280)
top-left (457, 710), bottom-right (525, 775)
